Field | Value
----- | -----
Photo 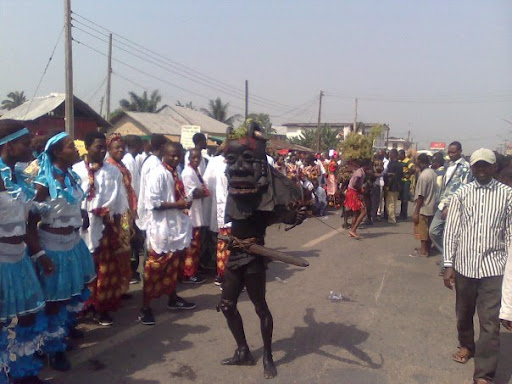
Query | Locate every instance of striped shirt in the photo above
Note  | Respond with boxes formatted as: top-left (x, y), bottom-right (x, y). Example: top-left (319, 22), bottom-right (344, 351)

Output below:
top-left (443, 179), bottom-right (512, 278)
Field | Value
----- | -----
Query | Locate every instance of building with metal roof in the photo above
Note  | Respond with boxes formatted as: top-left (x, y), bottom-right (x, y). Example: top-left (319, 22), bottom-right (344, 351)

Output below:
top-left (0, 93), bottom-right (110, 139)
top-left (110, 105), bottom-right (230, 143)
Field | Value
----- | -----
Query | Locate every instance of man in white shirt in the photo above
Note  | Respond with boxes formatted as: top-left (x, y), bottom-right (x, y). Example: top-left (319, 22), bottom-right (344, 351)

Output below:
top-left (184, 132), bottom-right (209, 176)
top-left (181, 148), bottom-right (208, 284)
top-left (73, 132), bottom-right (128, 327)
top-left (203, 151), bottom-right (230, 285)
top-left (136, 135), bottom-right (168, 231)
top-left (121, 135), bottom-right (143, 199)
top-left (138, 141), bottom-right (196, 325)
top-left (443, 148), bottom-right (512, 384)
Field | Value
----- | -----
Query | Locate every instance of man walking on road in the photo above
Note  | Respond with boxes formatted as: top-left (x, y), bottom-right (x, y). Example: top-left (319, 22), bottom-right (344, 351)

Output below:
top-left (429, 141), bottom-right (471, 270)
top-left (412, 154), bottom-right (437, 257)
top-left (398, 149), bottom-right (414, 220)
top-left (443, 148), bottom-right (512, 384)
top-left (384, 149), bottom-right (402, 224)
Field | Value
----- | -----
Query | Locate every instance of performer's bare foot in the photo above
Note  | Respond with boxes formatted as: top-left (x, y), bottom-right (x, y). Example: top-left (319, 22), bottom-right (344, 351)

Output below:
top-left (263, 352), bottom-right (277, 379)
top-left (221, 348), bottom-right (255, 366)
top-left (348, 230), bottom-right (360, 239)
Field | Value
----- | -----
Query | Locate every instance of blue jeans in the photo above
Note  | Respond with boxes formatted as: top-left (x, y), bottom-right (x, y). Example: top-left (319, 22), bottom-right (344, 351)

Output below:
top-left (429, 209), bottom-right (445, 254)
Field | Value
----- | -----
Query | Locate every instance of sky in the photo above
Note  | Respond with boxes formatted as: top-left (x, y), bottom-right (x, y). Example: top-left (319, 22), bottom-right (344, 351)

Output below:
top-left (1, 0), bottom-right (511, 152)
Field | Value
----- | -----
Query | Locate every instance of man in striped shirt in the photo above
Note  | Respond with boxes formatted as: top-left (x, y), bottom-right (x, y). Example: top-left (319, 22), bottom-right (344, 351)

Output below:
top-left (443, 148), bottom-right (512, 384)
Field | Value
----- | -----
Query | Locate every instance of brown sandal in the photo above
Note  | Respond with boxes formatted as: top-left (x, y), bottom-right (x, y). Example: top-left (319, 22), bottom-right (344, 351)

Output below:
top-left (452, 347), bottom-right (473, 364)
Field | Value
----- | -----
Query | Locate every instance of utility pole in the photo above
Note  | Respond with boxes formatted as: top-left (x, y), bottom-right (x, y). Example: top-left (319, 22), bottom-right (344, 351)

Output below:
top-left (353, 98), bottom-right (358, 133)
top-left (64, 0), bottom-right (74, 138)
top-left (385, 126), bottom-right (389, 150)
top-left (106, 33), bottom-right (112, 121)
top-left (244, 80), bottom-right (249, 120)
top-left (315, 91), bottom-right (324, 152)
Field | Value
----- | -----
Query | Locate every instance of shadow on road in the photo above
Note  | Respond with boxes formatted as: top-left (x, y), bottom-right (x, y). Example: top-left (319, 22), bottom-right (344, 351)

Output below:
top-left (255, 308), bottom-right (383, 370)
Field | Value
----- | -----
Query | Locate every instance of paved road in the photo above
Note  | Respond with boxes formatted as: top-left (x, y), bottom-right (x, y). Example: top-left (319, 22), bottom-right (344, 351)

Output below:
top-left (44, 212), bottom-right (512, 384)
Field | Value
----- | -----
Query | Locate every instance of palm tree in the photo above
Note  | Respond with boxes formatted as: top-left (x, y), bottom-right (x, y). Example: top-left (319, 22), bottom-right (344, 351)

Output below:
top-left (119, 90), bottom-right (162, 112)
top-left (1, 91), bottom-right (27, 110)
top-left (290, 124), bottom-right (340, 151)
top-left (201, 97), bottom-right (242, 125)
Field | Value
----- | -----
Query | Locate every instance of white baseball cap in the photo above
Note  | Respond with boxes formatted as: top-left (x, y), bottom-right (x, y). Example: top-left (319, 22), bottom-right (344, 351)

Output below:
top-left (470, 148), bottom-right (496, 166)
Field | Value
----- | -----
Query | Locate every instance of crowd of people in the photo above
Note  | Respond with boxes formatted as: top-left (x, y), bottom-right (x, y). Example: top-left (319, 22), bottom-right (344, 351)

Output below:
top-left (1, 117), bottom-right (512, 384)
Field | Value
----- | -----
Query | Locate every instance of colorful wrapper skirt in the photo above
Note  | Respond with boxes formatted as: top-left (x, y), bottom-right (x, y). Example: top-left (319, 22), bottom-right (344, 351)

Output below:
top-left (216, 227), bottom-right (231, 277)
top-left (0, 243), bottom-right (45, 323)
top-left (117, 212), bottom-right (134, 294)
top-left (37, 230), bottom-right (96, 302)
top-left (143, 249), bottom-right (185, 300)
top-left (182, 227), bottom-right (201, 278)
top-left (86, 219), bottom-right (123, 313)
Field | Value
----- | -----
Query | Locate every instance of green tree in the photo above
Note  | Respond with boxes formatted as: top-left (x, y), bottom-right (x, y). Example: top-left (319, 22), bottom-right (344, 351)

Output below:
top-left (247, 113), bottom-right (275, 135)
top-left (1, 91), bottom-right (27, 110)
top-left (290, 124), bottom-right (340, 151)
top-left (119, 90), bottom-right (162, 112)
top-left (201, 97), bottom-right (242, 125)
top-left (339, 133), bottom-right (374, 160)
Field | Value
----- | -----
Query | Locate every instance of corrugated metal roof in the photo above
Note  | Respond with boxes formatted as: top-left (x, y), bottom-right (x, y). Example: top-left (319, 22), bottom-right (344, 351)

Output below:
top-left (124, 111), bottom-right (185, 135)
top-left (0, 93), bottom-right (111, 128)
top-left (0, 93), bottom-right (66, 121)
top-left (157, 105), bottom-right (229, 134)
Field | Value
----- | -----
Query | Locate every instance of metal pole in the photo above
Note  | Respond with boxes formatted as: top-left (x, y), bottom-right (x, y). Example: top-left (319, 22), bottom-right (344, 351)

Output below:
top-left (106, 33), bottom-right (112, 121)
top-left (245, 80), bottom-right (249, 120)
top-left (64, 0), bottom-right (74, 138)
top-left (316, 91), bottom-right (323, 152)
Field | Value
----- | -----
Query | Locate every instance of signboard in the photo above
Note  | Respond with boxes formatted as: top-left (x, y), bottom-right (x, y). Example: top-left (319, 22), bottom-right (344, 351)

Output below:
top-left (74, 140), bottom-right (87, 156)
top-left (180, 125), bottom-right (201, 149)
top-left (429, 142), bottom-right (446, 151)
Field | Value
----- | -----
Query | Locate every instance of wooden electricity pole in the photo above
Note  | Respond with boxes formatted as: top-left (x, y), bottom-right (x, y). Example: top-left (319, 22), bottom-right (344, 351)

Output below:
top-left (106, 33), bottom-right (112, 121)
top-left (64, 0), bottom-right (74, 138)
top-left (245, 80), bottom-right (249, 120)
top-left (315, 90), bottom-right (324, 152)
top-left (353, 98), bottom-right (358, 133)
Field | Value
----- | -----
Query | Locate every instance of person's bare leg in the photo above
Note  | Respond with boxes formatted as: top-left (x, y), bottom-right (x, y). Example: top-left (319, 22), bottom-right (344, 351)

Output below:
top-left (350, 207), bottom-right (367, 237)
top-left (245, 272), bottom-right (277, 379)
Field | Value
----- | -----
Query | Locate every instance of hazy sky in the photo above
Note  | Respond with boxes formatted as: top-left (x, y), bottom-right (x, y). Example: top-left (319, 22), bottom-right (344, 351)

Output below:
top-left (1, 0), bottom-right (511, 151)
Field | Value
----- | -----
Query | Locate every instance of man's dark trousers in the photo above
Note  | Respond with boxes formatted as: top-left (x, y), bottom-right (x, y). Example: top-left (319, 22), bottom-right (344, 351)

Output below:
top-left (455, 272), bottom-right (502, 382)
top-left (399, 180), bottom-right (410, 219)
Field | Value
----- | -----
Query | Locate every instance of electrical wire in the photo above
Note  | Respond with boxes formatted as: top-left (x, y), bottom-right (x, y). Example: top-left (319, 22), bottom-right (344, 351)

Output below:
top-left (23, 26), bottom-right (65, 119)
top-left (72, 25), bottom-right (286, 112)
top-left (71, 12), bottom-right (292, 110)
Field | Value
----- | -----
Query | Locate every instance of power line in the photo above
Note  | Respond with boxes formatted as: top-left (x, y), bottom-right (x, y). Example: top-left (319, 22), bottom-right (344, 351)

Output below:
top-left (72, 24), bottom-right (291, 112)
top-left (71, 12), bottom-right (292, 110)
top-left (24, 26), bottom-right (65, 119)
top-left (325, 92), bottom-right (512, 104)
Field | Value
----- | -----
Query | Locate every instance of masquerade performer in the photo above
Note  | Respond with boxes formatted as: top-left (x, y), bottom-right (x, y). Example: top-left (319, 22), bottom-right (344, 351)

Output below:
top-left (106, 133), bottom-right (136, 295)
top-left (219, 122), bottom-right (306, 379)
top-left (33, 132), bottom-right (95, 371)
top-left (138, 141), bottom-right (196, 325)
top-left (73, 132), bottom-right (128, 326)
top-left (0, 121), bottom-right (51, 384)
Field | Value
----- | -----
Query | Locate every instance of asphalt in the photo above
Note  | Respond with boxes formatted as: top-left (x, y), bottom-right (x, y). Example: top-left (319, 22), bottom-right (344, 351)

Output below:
top-left (43, 211), bottom-right (512, 384)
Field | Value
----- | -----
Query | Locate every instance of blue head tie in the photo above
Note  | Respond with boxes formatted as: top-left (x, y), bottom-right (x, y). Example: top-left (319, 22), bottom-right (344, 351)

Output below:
top-left (36, 132), bottom-right (83, 204)
top-left (0, 127), bottom-right (29, 146)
